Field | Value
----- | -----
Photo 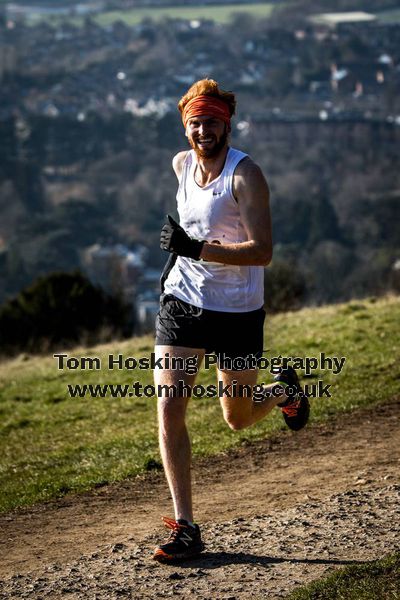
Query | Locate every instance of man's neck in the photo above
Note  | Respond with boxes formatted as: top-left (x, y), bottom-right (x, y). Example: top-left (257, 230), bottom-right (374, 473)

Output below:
top-left (194, 145), bottom-right (229, 187)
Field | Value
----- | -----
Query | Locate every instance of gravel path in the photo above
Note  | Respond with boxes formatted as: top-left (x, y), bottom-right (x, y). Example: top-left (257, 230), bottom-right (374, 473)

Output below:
top-left (1, 398), bottom-right (399, 599)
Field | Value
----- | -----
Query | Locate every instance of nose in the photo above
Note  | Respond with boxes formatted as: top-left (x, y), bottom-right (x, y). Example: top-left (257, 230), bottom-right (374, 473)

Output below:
top-left (198, 123), bottom-right (209, 136)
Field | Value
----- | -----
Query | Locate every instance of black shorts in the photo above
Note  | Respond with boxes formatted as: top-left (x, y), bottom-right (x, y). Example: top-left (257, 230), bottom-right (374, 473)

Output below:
top-left (155, 293), bottom-right (266, 370)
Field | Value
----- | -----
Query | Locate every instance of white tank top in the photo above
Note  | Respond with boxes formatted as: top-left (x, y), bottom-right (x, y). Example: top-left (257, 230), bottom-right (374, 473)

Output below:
top-left (163, 147), bottom-right (265, 312)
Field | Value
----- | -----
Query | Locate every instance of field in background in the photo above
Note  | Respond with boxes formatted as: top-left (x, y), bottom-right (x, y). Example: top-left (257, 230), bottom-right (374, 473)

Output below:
top-left (376, 8), bottom-right (400, 23)
top-left (0, 294), bottom-right (399, 513)
top-left (10, 2), bottom-right (400, 27)
top-left (1, 0), bottom-right (399, 28)
top-left (96, 3), bottom-right (275, 26)
top-left (9, 2), bottom-right (276, 26)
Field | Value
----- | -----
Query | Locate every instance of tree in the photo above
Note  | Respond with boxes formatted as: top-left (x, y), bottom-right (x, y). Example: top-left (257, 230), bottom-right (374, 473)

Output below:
top-left (0, 271), bottom-right (134, 356)
top-left (264, 260), bottom-right (306, 313)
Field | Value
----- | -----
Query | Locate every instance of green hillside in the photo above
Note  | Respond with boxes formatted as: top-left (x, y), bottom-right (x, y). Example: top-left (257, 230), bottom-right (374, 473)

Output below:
top-left (0, 295), bottom-right (399, 513)
top-left (95, 3), bottom-right (275, 26)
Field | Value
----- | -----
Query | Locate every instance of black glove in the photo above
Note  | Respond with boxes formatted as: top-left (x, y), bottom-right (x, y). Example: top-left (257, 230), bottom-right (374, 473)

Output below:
top-left (160, 215), bottom-right (204, 261)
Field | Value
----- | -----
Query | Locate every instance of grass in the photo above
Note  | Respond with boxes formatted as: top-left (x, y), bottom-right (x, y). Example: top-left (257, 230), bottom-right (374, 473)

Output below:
top-left (376, 8), bottom-right (400, 24)
top-left (95, 3), bottom-right (275, 26)
top-left (20, 2), bottom-right (276, 27)
top-left (0, 294), bottom-right (399, 513)
top-left (9, 2), bottom-right (400, 27)
top-left (287, 552), bottom-right (400, 600)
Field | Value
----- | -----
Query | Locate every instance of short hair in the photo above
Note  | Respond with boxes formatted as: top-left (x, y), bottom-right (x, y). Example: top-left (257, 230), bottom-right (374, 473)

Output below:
top-left (178, 79), bottom-right (236, 118)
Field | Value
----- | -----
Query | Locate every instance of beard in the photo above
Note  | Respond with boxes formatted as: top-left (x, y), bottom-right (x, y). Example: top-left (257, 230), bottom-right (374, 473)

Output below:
top-left (189, 127), bottom-right (229, 159)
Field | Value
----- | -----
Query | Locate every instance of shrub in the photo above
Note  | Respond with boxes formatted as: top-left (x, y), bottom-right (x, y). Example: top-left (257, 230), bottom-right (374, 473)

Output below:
top-left (0, 270), bottom-right (134, 356)
top-left (264, 260), bottom-right (306, 313)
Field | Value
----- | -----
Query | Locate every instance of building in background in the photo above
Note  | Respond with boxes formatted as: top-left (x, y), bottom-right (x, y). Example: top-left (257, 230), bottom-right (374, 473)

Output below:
top-left (82, 243), bottom-right (160, 333)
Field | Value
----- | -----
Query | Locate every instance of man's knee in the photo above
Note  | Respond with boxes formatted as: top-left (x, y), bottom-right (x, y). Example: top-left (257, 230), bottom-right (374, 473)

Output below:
top-left (223, 412), bottom-right (249, 431)
top-left (158, 397), bottom-right (187, 434)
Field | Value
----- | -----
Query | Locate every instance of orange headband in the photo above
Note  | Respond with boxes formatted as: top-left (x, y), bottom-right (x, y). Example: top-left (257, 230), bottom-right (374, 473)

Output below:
top-left (182, 95), bottom-right (231, 128)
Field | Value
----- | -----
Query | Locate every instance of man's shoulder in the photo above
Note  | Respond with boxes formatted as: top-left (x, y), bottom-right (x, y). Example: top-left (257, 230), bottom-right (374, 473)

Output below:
top-left (234, 154), bottom-right (264, 179)
top-left (172, 150), bottom-right (190, 178)
top-left (233, 153), bottom-right (269, 201)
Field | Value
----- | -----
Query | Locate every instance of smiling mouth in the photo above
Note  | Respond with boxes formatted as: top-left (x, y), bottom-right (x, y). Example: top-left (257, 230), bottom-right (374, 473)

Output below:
top-left (197, 138), bottom-right (214, 145)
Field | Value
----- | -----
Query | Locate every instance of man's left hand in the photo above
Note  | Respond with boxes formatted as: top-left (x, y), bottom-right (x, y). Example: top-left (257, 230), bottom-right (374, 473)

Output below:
top-left (160, 215), bottom-right (204, 260)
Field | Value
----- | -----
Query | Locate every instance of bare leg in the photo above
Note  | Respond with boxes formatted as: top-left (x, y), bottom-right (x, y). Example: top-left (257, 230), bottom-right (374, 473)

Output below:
top-left (158, 395), bottom-right (192, 520)
top-left (218, 367), bottom-right (288, 431)
top-left (154, 345), bottom-right (205, 522)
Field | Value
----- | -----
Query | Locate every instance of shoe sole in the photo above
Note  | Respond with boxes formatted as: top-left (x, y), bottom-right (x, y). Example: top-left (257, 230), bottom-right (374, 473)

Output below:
top-left (153, 543), bottom-right (205, 563)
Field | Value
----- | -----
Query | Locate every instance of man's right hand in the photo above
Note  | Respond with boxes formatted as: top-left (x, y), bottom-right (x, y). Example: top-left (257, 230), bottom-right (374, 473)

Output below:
top-left (160, 215), bottom-right (204, 261)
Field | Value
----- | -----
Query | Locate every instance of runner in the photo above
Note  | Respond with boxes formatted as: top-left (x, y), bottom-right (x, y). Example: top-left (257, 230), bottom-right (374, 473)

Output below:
top-left (153, 79), bottom-right (309, 562)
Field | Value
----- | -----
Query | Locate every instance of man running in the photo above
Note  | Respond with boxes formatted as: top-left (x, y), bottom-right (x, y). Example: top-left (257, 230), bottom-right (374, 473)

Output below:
top-left (153, 79), bottom-right (309, 562)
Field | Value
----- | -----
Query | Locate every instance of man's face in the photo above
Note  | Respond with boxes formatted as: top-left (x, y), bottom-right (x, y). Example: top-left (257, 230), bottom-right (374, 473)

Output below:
top-left (186, 115), bottom-right (229, 159)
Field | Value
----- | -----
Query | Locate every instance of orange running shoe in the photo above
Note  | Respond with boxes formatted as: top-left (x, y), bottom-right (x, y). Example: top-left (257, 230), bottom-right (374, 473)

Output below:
top-left (153, 517), bottom-right (205, 563)
top-left (274, 366), bottom-right (310, 431)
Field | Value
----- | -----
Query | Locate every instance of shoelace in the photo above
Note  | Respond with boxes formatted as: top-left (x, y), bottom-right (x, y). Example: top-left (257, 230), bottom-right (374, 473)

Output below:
top-left (162, 516), bottom-right (188, 542)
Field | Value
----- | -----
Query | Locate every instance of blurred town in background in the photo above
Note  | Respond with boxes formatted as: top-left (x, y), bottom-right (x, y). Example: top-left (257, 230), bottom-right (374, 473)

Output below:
top-left (0, 0), bottom-right (399, 340)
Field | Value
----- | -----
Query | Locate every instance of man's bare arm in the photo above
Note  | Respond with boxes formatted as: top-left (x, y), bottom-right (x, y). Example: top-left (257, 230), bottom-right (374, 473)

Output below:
top-left (199, 158), bottom-right (272, 266)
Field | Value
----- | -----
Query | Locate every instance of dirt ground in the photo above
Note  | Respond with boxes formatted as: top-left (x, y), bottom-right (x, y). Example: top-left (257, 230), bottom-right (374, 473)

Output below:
top-left (0, 398), bottom-right (399, 599)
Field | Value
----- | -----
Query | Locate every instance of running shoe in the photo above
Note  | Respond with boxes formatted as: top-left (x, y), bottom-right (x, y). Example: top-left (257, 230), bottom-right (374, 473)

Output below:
top-left (153, 516), bottom-right (205, 562)
top-left (274, 366), bottom-right (310, 431)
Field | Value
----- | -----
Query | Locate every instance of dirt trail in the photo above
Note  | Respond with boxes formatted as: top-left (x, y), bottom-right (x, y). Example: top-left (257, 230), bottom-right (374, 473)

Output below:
top-left (0, 398), bottom-right (399, 599)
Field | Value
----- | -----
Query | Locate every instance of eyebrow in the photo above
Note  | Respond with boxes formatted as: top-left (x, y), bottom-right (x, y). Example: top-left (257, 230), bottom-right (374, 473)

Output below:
top-left (189, 117), bottom-right (218, 124)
